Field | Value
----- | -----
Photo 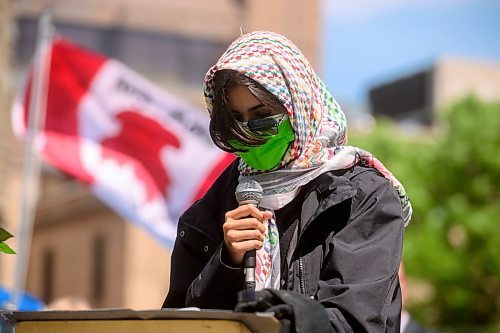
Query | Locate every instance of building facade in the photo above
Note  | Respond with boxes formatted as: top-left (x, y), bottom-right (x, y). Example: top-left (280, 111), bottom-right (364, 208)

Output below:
top-left (369, 57), bottom-right (500, 125)
top-left (0, 0), bottom-right (319, 309)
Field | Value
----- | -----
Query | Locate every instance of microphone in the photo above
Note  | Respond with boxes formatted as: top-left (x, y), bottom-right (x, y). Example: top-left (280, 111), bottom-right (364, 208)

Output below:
top-left (235, 179), bottom-right (263, 291)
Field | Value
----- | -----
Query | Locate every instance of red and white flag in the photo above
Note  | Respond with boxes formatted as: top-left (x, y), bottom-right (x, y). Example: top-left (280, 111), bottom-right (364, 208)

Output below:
top-left (12, 38), bottom-right (234, 248)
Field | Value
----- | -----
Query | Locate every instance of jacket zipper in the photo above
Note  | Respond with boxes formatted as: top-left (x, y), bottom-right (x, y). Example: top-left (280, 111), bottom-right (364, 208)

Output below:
top-left (298, 257), bottom-right (305, 294)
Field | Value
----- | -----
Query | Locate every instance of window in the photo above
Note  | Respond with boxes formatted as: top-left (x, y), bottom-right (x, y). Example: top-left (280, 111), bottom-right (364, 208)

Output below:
top-left (42, 249), bottom-right (54, 303)
top-left (92, 235), bottom-right (105, 305)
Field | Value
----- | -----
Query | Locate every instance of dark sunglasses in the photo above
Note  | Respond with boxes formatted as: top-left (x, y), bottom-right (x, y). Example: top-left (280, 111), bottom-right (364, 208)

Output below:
top-left (239, 113), bottom-right (287, 136)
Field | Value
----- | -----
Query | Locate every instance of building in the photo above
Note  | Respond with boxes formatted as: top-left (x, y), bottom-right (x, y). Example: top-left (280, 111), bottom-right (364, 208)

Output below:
top-left (369, 57), bottom-right (500, 125)
top-left (0, 0), bottom-right (320, 309)
top-left (13, 0), bottom-right (320, 106)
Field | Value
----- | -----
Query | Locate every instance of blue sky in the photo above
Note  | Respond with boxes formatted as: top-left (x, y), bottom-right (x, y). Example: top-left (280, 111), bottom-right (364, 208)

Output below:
top-left (321, 0), bottom-right (500, 107)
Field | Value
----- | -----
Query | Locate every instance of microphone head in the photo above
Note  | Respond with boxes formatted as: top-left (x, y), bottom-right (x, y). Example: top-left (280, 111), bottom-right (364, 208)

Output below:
top-left (235, 180), bottom-right (263, 206)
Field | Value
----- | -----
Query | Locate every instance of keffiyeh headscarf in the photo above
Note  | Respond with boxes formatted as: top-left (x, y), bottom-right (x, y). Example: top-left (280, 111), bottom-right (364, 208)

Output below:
top-left (204, 31), bottom-right (412, 290)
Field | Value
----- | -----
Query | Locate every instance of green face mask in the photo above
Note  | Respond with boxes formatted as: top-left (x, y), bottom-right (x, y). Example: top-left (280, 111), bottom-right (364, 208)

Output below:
top-left (230, 117), bottom-right (295, 170)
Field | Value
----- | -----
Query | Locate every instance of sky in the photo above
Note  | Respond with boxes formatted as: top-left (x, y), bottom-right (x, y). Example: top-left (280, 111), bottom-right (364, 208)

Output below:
top-left (321, 0), bottom-right (500, 107)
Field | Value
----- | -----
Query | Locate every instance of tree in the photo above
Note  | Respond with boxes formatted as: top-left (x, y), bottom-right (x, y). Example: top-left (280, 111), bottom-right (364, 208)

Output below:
top-left (349, 97), bottom-right (500, 332)
top-left (0, 227), bottom-right (15, 254)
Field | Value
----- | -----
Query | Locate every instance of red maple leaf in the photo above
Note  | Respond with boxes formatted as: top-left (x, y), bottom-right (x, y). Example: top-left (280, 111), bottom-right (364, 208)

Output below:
top-left (101, 111), bottom-right (180, 201)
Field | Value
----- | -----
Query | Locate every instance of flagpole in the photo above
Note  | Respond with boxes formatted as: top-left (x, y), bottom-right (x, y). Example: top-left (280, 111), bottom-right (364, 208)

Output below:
top-left (11, 10), bottom-right (54, 310)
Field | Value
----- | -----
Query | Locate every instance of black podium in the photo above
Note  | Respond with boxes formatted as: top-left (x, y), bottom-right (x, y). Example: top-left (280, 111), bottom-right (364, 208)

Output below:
top-left (0, 309), bottom-right (281, 333)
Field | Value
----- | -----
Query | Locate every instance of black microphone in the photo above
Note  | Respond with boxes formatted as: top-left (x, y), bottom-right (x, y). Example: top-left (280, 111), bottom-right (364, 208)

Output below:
top-left (235, 179), bottom-right (263, 291)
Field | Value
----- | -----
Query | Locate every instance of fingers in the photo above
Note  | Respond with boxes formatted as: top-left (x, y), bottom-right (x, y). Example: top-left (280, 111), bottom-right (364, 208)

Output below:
top-left (228, 239), bottom-right (264, 253)
top-left (223, 205), bottom-right (273, 265)
top-left (262, 210), bottom-right (273, 220)
top-left (223, 217), bottom-right (265, 234)
top-left (223, 224), bottom-right (265, 265)
top-left (226, 228), bottom-right (265, 244)
top-left (226, 204), bottom-right (267, 221)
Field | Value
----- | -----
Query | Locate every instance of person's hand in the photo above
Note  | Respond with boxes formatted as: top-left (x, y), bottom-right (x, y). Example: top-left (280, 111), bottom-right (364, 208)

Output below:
top-left (223, 204), bottom-right (272, 265)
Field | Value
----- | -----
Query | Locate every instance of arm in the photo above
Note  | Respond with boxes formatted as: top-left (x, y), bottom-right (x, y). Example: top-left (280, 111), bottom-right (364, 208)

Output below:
top-left (161, 206), bottom-right (220, 308)
top-left (186, 205), bottom-right (271, 309)
top-left (162, 160), bottom-right (241, 309)
top-left (162, 208), bottom-right (247, 309)
top-left (317, 177), bottom-right (404, 333)
top-left (185, 244), bottom-right (245, 309)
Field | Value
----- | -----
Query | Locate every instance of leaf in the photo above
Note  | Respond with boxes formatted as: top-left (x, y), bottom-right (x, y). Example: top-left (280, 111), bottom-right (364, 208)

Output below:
top-left (0, 241), bottom-right (16, 254)
top-left (351, 97), bottom-right (500, 329)
top-left (0, 227), bottom-right (14, 242)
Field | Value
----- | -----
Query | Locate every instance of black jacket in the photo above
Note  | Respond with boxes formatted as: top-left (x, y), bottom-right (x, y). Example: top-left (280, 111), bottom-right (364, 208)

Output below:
top-left (163, 160), bottom-right (404, 332)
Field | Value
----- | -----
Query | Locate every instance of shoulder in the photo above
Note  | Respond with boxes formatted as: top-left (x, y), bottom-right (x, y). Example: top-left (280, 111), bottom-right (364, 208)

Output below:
top-left (199, 158), bottom-right (240, 207)
top-left (342, 166), bottom-right (404, 227)
top-left (187, 158), bottom-right (239, 214)
top-left (312, 165), bottom-right (399, 205)
top-left (313, 165), bottom-right (402, 222)
top-left (178, 159), bottom-right (240, 240)
top-left (347, 166), bottom-right (399, 203)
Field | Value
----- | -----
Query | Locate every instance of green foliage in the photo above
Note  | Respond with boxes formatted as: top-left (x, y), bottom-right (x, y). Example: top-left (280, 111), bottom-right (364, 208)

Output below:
top-left (0, 227), bottom-right (16, 254)
top-left (349, 97), bottom-right (500, 332)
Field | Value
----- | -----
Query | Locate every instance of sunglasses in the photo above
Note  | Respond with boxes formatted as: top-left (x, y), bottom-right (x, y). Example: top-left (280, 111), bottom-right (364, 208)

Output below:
top-left (239, 113), bottom-right (287, 136)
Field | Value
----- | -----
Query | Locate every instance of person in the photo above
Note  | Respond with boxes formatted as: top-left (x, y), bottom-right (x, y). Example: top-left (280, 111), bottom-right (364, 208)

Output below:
top-left (162, 31), bottom-right (412, 332)
top-left (399, 264), bottom-right (440, 333)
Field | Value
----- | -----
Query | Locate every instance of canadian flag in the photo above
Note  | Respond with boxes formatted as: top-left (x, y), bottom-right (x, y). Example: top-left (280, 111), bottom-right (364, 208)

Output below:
top-left (12, 38), bottom-right (234, 248)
